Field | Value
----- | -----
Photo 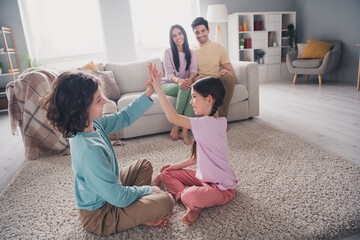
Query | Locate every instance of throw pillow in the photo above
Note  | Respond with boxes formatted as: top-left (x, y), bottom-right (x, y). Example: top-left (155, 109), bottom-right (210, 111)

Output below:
top-left (297, 43), bottom-right (307, 58)
top-left (80, 69), bottom-right (121, 101)
top-left (301, 39), bottom-right (334, 59)
top-left (82, 61), bottom-right (99, 71)
top-left (99, 71), bottom-right (121, 101)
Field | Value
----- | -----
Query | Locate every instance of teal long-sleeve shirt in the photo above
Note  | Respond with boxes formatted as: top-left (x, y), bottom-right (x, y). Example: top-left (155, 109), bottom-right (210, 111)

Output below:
top-left (70, 93), bottom-right (154, 210)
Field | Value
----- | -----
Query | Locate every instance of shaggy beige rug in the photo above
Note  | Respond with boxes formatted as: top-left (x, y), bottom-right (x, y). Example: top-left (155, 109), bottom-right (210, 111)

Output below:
top-left (0, 121), bottom-right (359, 239)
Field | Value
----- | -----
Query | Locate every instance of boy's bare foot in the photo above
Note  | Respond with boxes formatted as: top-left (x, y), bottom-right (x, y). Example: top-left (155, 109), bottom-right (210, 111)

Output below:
top-left (150, 173), bottom-right (161, 186)
top-left (181, 208), bottom-right (201, 226)
top-left (170, 126), bottom-right (180, 141)
top-left (143, 216), bottom-right (170, 227)
top-left (180, 130), bottom-right (192, 146)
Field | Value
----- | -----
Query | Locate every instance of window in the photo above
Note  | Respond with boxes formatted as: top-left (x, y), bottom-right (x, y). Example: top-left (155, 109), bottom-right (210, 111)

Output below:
top-left (130, 0), bottom-right (199, 61)
top-left (18, 0), bottom-right (106, 69)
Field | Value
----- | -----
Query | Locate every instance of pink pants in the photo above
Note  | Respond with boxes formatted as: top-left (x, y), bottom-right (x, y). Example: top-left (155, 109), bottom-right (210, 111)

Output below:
top-left (161, 169), bottom-right (236, 211)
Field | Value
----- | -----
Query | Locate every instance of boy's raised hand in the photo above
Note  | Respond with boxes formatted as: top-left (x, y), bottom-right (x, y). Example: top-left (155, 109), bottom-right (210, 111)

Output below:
top-left (145, 63), bottom-right (162, 92)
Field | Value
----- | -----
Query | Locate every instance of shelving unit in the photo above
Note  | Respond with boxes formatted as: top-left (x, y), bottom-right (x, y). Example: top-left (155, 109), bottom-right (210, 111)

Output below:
top-left (228, 11), bottom-right (296, 82)
top-left (0, 27), bottom-right (21, 111)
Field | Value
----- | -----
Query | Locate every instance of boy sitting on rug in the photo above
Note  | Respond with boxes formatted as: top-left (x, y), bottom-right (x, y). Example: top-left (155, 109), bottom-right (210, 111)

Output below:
top-left (40, 70), bottom-right (174, 236)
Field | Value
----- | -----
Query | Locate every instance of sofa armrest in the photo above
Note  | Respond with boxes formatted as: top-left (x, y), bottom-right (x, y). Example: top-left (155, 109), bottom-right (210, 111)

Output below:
top-left (231, 61), bottom-right (259, 117)
top-left (318, 48), bottom-right (341, 74)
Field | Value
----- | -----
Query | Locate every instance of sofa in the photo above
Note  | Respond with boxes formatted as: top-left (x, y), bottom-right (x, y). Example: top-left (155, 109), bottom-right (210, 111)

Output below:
top-left (97, 58), bottom-right (259, 139)
top-left (7, 59), bottom-right (259, 159)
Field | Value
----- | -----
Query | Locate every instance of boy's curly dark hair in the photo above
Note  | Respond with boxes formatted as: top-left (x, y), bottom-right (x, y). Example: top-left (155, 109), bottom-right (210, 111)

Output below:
top-left (40, 70), bottom-right (100, 138)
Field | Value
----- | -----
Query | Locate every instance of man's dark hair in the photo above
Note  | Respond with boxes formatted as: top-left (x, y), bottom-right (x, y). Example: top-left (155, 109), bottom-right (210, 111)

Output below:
top-left (191, 17), bottom-right (209, 30)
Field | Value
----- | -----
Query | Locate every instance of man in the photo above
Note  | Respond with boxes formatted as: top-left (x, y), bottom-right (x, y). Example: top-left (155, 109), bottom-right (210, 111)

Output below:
top-left (191, 17), bottom-right (236, 118)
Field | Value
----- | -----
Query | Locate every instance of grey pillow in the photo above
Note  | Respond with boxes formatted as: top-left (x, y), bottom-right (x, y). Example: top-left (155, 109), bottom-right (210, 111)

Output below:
top-left (98, 71), bottom-right (121, 101)
top-left (297, 43), bottom-right (307, 58)
top-left (80, 69), bottom-right (121, 101)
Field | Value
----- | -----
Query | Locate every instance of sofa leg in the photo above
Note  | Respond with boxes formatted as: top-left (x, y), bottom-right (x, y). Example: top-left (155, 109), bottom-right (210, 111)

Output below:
top-left (293, 74), bottom-right (297, 85)
top-left (330, 72), bottom-right (333, 81)
top-left (318, 74), bottom-right (322, 87)
top-left (306, 74), bottom-right (309, 81)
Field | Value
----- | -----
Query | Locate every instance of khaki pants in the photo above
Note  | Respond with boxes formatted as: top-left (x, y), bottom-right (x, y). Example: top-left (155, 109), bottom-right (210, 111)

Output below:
top-left (193, 74), bottom-right (236, 118)
top-left (78, 159), bottom-right (175, 236)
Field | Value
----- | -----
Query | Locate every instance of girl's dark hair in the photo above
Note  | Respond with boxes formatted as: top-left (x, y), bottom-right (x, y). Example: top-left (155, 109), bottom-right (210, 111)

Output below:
top-left (190, 77), bottom-right (226, 158)
top-left (169, 24), bottom-right (192, 72)
top-left (40, 70), bottom-right (100, 138)
top-left (191, 17), bottom-right (209, 30)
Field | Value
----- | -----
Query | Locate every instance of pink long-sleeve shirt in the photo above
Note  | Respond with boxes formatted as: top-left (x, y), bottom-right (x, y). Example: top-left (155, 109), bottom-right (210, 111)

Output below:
top-left (161, 48), bottom-right (197, 84)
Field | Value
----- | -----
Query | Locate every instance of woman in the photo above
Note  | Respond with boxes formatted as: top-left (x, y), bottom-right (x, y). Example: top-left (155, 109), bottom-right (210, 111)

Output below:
top-left (161, 24), bottom-right (197, 145)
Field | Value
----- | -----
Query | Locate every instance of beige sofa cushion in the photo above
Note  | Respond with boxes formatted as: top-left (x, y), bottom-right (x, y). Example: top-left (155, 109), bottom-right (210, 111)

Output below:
top-left (105, 58), bottom-right (163, 94)
top-left (117, 92), bottom-right (177, 115)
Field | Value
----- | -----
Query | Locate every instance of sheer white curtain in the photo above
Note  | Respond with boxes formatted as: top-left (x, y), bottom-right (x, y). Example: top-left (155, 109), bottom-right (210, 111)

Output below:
top-left (18, 0), bottom-right (106, 69)
top-left (130, 0), bottom-right (200, 61)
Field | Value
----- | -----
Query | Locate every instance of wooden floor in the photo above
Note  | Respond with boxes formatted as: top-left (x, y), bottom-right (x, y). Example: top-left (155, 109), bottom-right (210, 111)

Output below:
top-left (259, 78), bottom-right (360, 166)
top-left (1, 79), bottom-right (359, 192)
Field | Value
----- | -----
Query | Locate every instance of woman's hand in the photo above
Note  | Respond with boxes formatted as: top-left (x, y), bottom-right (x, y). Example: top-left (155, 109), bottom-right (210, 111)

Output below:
top-left (185, 78), bottom-right (193, 88)
top-left (177, 78), bottom-right (190, 90)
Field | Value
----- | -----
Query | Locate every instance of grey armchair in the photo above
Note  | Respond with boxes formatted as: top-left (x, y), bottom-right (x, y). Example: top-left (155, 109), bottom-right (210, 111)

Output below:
top-left (286, 40), bottom-right (341, 86)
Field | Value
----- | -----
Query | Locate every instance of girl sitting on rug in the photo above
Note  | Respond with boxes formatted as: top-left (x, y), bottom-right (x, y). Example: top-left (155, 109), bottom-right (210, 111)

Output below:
top-left (147, 63), bottom-right (238, 226)
top-left (40, 70), bottom-right (174, 236)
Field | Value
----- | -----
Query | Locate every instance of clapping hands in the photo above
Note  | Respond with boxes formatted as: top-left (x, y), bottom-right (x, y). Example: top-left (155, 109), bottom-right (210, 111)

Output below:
top-left (145, 63), bottom-right (162, 92)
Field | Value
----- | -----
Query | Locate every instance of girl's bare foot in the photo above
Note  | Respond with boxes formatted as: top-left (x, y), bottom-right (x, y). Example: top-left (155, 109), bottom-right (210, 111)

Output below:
top-left (150, 173), bottom-right (161, 186)
top-left (143, 216), bottom-right (170, 227)
top-left (181, 208), bottom-right (201, 226)
top-left (179, 129), bottom-right (192, 146)
top-left (170, 125), bottom-right (180, 141)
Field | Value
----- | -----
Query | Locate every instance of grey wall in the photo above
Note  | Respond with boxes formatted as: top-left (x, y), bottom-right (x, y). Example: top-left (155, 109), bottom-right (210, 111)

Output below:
top-left (199, 0), bottom-right (295, 16)
top-left (295, 0), bottom-right (360, 84)
top-left (0, 0), bottom-right (359, 84)
top-left (198, 0), bottom-right (295, 53)
top-left (98, 0), bottom-right (137, 62)
top-left (0, 0), bottom-right (28, 82)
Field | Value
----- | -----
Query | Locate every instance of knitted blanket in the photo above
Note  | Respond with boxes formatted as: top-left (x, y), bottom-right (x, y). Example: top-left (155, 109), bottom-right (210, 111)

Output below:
top-left (6, 68), bottom-right (70, 160)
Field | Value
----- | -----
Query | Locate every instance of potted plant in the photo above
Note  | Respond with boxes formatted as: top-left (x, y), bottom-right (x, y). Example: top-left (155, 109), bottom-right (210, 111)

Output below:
top-left (287, 24), bottom-right (297, 51)
top-left (0, 62), bottom-right (4, 74)
top-left (240, 39), bottom-right (244, 49)
top-left (257, 50), bottom-right (266, 64)
top-left (23, 51), bottom-right (41, 68)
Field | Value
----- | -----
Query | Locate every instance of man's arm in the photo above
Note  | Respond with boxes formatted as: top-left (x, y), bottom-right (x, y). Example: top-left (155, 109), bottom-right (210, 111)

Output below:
top-left (219, 62), bottom-right (235, 78)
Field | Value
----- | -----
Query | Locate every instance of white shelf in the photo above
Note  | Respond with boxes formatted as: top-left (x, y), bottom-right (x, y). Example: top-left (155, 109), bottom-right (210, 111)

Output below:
top-left (0, 30), bottom-right (11, 34)
top-left (0, 72), bottom-right (20, 76)
top-left (0, 52), bottom-right (17, 55)
top-left (228, 11), bottom-right (296, 82)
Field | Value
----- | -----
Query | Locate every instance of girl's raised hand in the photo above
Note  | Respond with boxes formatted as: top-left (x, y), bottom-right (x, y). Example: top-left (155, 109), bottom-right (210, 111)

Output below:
top-left (146, 63), bottom-right (162, 92)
